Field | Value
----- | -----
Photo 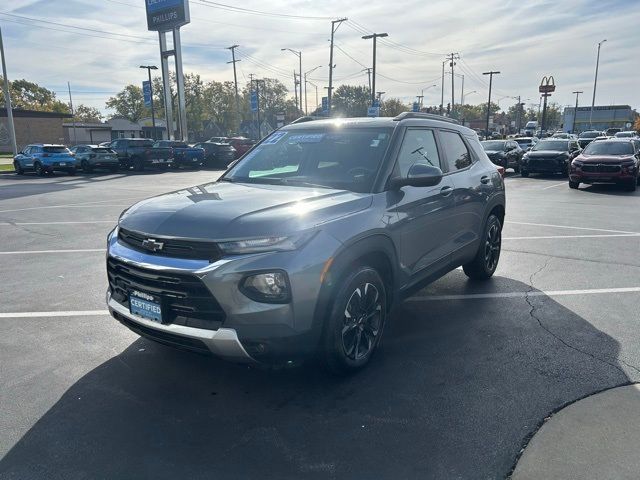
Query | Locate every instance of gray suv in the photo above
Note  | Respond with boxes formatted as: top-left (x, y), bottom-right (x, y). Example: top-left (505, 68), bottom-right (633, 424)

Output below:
top-left (106, 113), bottom-right (505, 373)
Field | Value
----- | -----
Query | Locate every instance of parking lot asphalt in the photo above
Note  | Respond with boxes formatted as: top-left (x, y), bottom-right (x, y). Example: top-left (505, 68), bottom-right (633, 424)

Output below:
top-left (1, 169), bottom-right (639, 479)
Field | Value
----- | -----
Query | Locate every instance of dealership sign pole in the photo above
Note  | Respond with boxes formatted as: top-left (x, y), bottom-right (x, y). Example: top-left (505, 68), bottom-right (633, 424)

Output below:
top-left (146, 0), bottom-right (190, 141)
top-left (538, 76), bottom-right (555, 133)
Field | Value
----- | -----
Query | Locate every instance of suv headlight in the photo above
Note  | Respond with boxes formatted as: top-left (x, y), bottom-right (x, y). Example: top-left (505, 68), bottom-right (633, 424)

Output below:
top-left (218, 231), bottom-right (316, 255)
top-left (240, 271), bottom-right (290, 303)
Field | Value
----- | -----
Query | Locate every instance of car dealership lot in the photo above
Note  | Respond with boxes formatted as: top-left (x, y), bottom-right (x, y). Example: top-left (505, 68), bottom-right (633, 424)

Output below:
top-left (1, 170), bottom-right (639, 479)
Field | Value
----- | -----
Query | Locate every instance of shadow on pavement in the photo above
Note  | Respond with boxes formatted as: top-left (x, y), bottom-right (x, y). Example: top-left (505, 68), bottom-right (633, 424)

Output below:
top-left (578, 183), bottom-right (639, 196)
top-left (0, 277), bottom-right (632, 479)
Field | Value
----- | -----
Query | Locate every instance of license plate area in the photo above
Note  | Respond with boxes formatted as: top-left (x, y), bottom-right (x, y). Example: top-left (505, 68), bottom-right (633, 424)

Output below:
top-left (130, 291), bottom-right (163, 323)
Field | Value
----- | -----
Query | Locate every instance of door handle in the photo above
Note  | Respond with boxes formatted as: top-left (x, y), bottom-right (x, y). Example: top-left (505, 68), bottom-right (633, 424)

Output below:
top-left (440, 186), bottom-right (453, 197)
top-left (480, 176), bottom-right (490, 184)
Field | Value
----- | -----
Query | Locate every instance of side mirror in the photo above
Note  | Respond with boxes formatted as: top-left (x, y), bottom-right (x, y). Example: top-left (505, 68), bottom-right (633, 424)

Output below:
top-left (391, 164), bottom-right (443, 189)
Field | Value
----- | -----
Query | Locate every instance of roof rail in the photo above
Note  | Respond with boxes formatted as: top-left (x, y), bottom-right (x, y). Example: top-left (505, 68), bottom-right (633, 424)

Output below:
top-left (393, 112), bottom-right (460, 125)
top-left (290, 115), bottom-right (325, 124)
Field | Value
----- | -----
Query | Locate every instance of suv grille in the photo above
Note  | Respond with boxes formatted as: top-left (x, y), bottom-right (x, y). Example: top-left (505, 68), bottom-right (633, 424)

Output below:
top-left (118, 228), bottom-right (222, 262)
top-left (581, 164), bottom-right (621, 173)
top-left (107, 257), bottom-right (225, 330)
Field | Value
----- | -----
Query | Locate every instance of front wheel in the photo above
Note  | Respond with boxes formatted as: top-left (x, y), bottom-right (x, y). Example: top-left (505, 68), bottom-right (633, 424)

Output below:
top-left (133, 157), bottom-right (144, 172)
top-left (463, 213), bottom-right (502, 280)
top-left (81, 160), bottom-right (93, 173)
top-left (67, 168), bottom-right (76, 176)
top-left (323, 266), bottom-right (387, 375)
top-left (624, 180), bottom-right (637, 192)
top-left (34, 162), bottom-right (46, 177)
top-left (14, 161), bottom-right (24, 175)
top-left (569, 180), bottom-right (579, 189)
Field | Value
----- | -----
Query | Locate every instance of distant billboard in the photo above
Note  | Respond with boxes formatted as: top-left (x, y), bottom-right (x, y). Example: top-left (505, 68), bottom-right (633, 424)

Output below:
top-left (142, 81), bottom-right (152, 107)
top-left (146, 0), bottom-right (190, 31)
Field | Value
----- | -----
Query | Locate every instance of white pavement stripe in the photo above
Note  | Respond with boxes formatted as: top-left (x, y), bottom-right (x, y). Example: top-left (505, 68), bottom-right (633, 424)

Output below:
top-left (408, 287), bottom-right (640, 302)
top-left (542, 182), bottom-right (567, 190)
top-left (0, 204), bottom-right (129, 214)
top-left (503, 234), bottom-right (640, 240)
top-left (0, 248), bottom-right (105, 255)
top-left (0, 310), bottom-right (109, 318)
top-left (506, 221), bottom-right (640, 235)
top-left (0, 220), bottom-right (115, 226)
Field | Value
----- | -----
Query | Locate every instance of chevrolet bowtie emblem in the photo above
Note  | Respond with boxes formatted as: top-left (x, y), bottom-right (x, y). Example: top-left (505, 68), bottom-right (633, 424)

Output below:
top-left (142, 238), bottom-right (164, 252)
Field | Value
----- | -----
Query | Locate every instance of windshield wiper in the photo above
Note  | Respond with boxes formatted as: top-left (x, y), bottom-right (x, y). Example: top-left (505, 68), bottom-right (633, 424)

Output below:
top-left (411, 146), bottom-right (435, 166)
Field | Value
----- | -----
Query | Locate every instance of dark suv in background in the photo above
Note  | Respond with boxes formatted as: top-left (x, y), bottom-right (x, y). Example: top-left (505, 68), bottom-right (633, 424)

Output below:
top-left (106, 113), bottom-right (506, 373)
top-left (520, 138), bottom-right (581, 177)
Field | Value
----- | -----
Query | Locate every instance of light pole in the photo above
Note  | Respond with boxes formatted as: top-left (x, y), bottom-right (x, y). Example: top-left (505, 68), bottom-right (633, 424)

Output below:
top-left (0, 26), bottom-right (16, 155)
top-left (421, 84), bottom-right (437, 109)
top-left (281, 48), bottom-right (302, 112)
top-left (304, 65), bottom-right (322, 115)
top-left (461, 90), bottom-right (477, 105)
top-left (572, 90), bottom-right (583, 134)
top-left (483, 71), bottom-right (500, 139)
top-left (590, 39), bottom-right (606, 129)
top-left (440, 60), bottom-right (446, 114)
top-left (307, 80), bottom-right (319, 113)
top-left (139, 65), bottom-right (158, 139)
top-left (362, 32), bottom-right (388, 106)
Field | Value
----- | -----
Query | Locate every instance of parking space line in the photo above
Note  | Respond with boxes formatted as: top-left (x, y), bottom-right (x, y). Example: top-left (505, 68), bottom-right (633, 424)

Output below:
top-left (0, 204), bottom-right (129, 214)
top-left (0, 310), bottom-right (109, 318)
top-left (409, 287), bottom-right (640, 301)
top-left (542, 182), bottom-right (567, 190)
top-left (506, 221), bottom-right (640, 235)
top-left (0, 221), bottom-right (115, 226)
top-left (0, 248), bottom-right (105, 255)
top-left (504, 234), bottom-right (640, 240)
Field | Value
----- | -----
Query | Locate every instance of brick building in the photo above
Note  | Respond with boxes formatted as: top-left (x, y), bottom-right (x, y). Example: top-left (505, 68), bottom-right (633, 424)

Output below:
top-left (0, 108), bottom-right (72, 152)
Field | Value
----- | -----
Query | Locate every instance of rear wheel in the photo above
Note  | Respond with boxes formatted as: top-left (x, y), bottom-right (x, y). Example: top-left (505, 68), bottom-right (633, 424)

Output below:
top-left (34, 162), bottom-right (46, 177)
top-left (513, 162), bottom-right (520, 174)
top-left (81, 160), bottom-right (93, 173)
top-left (109, 165), bottom-right (119, 173)
top-left (14, 161), bottom-right (23, 175)
top-left (569, 180), bottom-right (579, 189)
top-left (323, 266), bottom-right (387, 375)
top-left (463, 214), bottom-right (502, 280)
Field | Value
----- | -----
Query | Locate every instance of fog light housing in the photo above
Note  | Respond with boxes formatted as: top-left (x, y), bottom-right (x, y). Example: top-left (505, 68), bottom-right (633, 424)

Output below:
top-left (240, 271), bottom-right (291, 303)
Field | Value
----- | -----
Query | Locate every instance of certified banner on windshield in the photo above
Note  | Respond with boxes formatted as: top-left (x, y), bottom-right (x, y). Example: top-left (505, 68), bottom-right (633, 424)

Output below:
top-left (146, 0), bottom-right (190, 31)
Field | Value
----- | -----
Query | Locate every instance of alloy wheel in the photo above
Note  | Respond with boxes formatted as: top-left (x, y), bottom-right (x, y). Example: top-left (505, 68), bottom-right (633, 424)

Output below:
top-left (484, 222), bottom-right (501, 271)
top-left (341, 282), bottom-right (383, 361)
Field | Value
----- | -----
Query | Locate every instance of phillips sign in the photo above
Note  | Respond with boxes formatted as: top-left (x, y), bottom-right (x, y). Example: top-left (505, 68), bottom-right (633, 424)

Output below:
top-left (146, 0), bottom-right (190, 31)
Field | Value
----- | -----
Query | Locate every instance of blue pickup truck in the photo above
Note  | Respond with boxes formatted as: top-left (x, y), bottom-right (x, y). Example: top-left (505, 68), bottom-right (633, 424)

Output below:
top-left (153, 140), bottom-right (204, 169)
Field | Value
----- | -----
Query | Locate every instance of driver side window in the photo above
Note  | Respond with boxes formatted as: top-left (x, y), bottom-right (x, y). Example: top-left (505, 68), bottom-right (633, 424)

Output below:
top-left (396, 128), bottom-right (441, 177)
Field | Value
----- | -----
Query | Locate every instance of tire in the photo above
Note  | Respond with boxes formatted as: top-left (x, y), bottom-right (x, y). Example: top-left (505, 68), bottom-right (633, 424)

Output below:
top-left (520, 170), bottom-right (529, 178)
top-left (322, 266), bottom-right (387, 375)
top-left (14, 161), bottom-right (24, 175)
top-left (67, 168), bottom-right (76, 176)
top-left (463, 213), bottom-right (502, 281)
top-left (624, 180), bottom-right (637, 192)
top-left (569, 180), bottom-right (580, 189)
top-left (513, 163), bottom-right (520, 174)
top-left (109, 165), bottom-right (119, 173)
top-left (81, 160), bottom-right (93, 173)
top-left (133, 157), bottom-right (144, 172)
top-left (34, 162), bottom-right (46, 177)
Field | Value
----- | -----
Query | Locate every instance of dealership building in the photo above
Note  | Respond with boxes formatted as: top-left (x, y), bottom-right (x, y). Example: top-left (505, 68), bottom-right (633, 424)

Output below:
top-left (562, 105), bottom-right (637, 133)
top-left (0, 108), bottom-right (72, 153)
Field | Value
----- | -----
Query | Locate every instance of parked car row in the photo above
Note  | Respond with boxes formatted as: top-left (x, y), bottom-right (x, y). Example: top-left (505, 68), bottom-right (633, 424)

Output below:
top-left (12, 137), bottom-right (253, 176)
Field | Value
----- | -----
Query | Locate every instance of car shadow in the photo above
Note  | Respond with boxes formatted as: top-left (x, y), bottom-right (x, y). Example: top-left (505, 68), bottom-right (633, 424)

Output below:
top-left (0, 277), bottom-right (632, 479)
top-left (577, 183), bottom-right (639, 196)
top-left (0, 175), bottom-right (82, 201)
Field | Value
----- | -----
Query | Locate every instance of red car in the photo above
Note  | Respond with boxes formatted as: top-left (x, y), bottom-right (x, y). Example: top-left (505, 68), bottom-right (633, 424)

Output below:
top-left (569, 139), bottom-right (640, 191)
top-left (227, 137), bottom-right (256, 158)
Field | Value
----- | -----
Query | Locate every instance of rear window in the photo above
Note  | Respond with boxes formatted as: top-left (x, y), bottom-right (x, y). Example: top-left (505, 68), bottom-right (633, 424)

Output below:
top-left (132, 140), bottom-right (154, 147)
top-left (583, 142), bottom-right (634, 155)
top-left (43, 146), bottom-right (69, 153)
top-left (532, 140), bottom-right (569, 151)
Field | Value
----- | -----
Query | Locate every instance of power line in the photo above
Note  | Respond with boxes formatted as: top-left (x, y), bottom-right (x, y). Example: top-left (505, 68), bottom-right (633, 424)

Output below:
top-left (192, 1), bottom-right (333, 20)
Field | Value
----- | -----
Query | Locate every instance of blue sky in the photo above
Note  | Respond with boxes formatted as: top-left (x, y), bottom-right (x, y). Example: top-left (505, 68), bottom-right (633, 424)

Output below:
top-left (2, 0), bottom-right (638, 115)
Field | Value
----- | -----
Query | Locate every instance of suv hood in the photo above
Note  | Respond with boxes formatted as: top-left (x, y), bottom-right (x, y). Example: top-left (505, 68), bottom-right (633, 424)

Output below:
top-left (118, 181), bottom-right (372, 240)
top-left (527, 150), bottom-right (568, 158)
top-left (578, 154), bottom-right (635, 164)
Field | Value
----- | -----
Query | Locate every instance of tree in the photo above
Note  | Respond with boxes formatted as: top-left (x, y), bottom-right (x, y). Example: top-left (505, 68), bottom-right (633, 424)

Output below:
top-left (634, 117), bottom-right (640, 134)
top-left (67, 104), bottom-right (103, 123)
top-left (332, 85), bottom-right (370, 117)
top-left (381, 98), bottom-right (408, 117)
top-left (105, 84), bottom-right (148, 122)
top-left (241, 78), bottom-right (300, 127)
top-left (0, 78), bottom-right (69, 113)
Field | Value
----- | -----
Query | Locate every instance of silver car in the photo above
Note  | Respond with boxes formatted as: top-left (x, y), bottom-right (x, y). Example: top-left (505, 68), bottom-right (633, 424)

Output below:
top-left (106, 113), bottom-right (506, 373)
top-left (70, 144), bottom-right (119, 173)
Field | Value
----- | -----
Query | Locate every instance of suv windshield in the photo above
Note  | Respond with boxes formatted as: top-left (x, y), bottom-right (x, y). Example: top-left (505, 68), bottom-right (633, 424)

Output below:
top-left (583, 142), bottom-right (634, 155)
top-left (223, 127), bottom-right (393, 193)
top-left (532, 140), bottom-right (569, 151)
top-left (481, 141), bottom-right (506, 150)
top-left (579, 131), bottom-right (600, 139)
top-left (91, 147), bottom-right (112, 153)
top-left (515, 139), bottom-right (531, 145)
top-left (43, 146), bottom-right (69, 153)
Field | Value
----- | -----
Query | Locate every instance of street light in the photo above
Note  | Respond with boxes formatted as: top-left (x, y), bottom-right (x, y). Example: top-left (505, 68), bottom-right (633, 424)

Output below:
top-left (139, 65), bottom-right (158, 139)
top-left (421, 84), bottom-right (437, 108)
top-left (281, 48), bottom-right (302, 112)
top-left (590, 38), bottom-right (606, 129)
top-left (304, 65), bottom-right (322, 114)
top-left (307, 80), bottom-right (319, 113)
top-left (461, 90), bottom-right (477, 105)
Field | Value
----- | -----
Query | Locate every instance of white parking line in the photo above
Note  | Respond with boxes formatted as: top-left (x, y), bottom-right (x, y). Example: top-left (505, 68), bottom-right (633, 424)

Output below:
top-left (506, 221), bottom-right (640, 235)
top-left (0, 220), bottom-right (114, 226)
top-left (0, 310), bottom-right (109, 318)
top-left (0, 204), bottom-right (129, 214)
top-left (542, 182), bottom-right (567, 190)
top-left (408, 287), bottom-right (640, 302)
top-left (0, 248), bottom-right (105, 255)
top-left (503, 233), bottom-right (640, 240)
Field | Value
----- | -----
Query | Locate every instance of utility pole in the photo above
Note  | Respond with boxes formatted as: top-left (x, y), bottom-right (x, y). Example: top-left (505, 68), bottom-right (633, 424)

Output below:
top-left (249, 73), bottom-right (255, 137)
top-left (304, 66), bottom-right (322, 115)
top-left (293, 71), bottom-right (299, 111)
top-left (307, 80), bottom-right (319, 112)
top-left (256, 78), bottom-right (261, 139)
top-left (376, 91), bottom-right (385, 103)
top-left (327, 17), bottom-right (347, 117)
top-left (515, 95), bottom-right (521, 133)
top-left (139, 65), bottom-right (158, 139)
top-left (483, 71), bottom-right (500, 138)
top-left (67, 82), bottom-right (77, 145)
top-left (362, 67), bottom-right (372, 96)
top-left (362, 32), bottom-right (388, 106)
top-left (0, 26), bottom-right (17, 155)
top-left (459, 74), bottom-right (464, 106)
top-left (572, 90), bottom-right (583, 134)
top-left (226, 44), bottom-right (241, 130)
top-left (282, 48), bottom-right (302, 112)
top-left (440, 59), bottom-right (446, 115)
top-left (590, 39), bottom-right (606, 129)
top-left (447, 53), bottom-right (459, 116)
